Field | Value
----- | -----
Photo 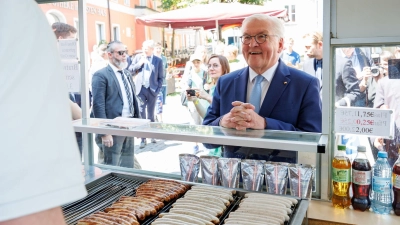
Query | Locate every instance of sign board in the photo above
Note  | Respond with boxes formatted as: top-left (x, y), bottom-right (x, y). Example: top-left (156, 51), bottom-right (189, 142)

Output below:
top-left (58, 39), bottom-right (78, 60)
top-left (57, 39), bottom-right (80, 93)
top-left (335, 107), bottom-right (394, 139)
top-left (62, 61), bottom-right (80, 92)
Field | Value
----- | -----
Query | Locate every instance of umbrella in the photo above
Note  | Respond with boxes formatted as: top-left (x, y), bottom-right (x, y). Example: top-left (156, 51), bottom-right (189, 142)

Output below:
top-left (136, 3), bottom-right (287, 30)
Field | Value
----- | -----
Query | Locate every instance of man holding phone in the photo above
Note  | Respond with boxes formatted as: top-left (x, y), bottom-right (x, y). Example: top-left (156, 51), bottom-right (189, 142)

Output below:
top-left (186, 89), bottom-right (196, 96)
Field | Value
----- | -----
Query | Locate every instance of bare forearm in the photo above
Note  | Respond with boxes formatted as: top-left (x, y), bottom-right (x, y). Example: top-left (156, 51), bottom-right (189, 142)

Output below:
top-left (1, 207), bottom-right (66, 225)
top-left (69, 100), bottom-right (82, 120)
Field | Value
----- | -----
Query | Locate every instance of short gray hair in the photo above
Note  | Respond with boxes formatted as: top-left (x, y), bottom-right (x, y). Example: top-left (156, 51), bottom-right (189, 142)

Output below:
top-left (241, 14), bottom-right (285, 39)
top-left (106, 41), bottom-right (124, 53)
top-left (142, 40), bottom-right (155, 49)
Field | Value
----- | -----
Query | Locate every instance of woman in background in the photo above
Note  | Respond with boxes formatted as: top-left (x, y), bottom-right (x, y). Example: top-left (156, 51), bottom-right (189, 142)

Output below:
top-left (187, 55), bottom-right (230, 155)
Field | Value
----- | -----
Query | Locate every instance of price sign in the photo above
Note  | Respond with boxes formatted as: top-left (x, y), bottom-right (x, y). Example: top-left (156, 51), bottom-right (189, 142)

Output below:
top-left (62, 61), bottom-right (80, 92)
top-left (335, 107), bottom-right (394, 138)
top-left (58, 39), bottom-right (78, 60)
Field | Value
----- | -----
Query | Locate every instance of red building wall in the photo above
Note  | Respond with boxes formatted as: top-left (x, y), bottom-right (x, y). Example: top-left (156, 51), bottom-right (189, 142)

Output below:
top-left (39, 1), bottom-right (146, 56)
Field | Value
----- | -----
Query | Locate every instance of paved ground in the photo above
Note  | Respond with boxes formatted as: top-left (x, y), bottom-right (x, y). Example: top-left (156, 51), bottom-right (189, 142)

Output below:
top-left (93, 91), bottom-right (210, 175)
top-left (134, 93), bottom-right (210, 174)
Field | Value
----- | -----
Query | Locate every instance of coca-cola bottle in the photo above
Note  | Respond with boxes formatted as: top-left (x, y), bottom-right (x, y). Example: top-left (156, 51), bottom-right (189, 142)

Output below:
top-left (393, 153), bottom-right (400, 216)
top-left (351, 146), bottom-right (371, 211)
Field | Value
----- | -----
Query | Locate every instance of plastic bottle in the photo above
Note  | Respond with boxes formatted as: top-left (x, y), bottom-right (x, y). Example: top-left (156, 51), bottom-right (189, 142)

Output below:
top-left (393, 154), bottom-right (400, 216)
top-left (351, 146), bottom-right (371, 211)
top-left (371, 151), bottom-right (393, 214)
top-left (332, 145), bottom-right (351, 209)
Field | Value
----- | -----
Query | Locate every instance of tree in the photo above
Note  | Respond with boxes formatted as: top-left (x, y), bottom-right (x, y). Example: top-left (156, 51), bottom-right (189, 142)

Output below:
top-left (159, 0), bottom-right (187, 58)
top-left (159, 0), bottom-right (264, 57)
top-left (220, 0), bottom-right (264, 5)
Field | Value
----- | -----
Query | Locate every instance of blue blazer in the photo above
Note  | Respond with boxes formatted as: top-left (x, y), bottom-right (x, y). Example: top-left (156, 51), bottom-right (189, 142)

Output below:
top-left (92, 65), bottom-right (139, 119)
top-left (128, 54), bottom-right (164, 96)
top-left (203, 60), bottom-right (322, 132)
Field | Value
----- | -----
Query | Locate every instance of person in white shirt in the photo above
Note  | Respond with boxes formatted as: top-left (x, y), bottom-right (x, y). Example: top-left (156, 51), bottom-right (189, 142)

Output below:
top-left (0, 1), bottom-right (87, 224)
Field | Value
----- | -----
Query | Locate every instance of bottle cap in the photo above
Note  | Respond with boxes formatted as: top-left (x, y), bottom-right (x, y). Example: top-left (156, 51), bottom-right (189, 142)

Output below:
top-left (357, 146), bottom-right (366, 152)
top-left (377, 151), bottom-right (388, 158)
top-left (337, 145), bottom-right (346, 151)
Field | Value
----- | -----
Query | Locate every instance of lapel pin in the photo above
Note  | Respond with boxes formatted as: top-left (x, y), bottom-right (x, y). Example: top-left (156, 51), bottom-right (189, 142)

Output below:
top-left (284, 81), bottom-right (287, 85)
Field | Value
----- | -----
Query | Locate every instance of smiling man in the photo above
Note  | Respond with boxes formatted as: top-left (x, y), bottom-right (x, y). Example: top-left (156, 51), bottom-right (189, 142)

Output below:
top-left (202, 14), bottom-right (322, 160)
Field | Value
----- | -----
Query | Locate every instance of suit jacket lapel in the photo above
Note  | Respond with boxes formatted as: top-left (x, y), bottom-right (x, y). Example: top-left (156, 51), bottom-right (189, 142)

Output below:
top-left (234, 67), bottom-right (249, 102)
top-left (260, 61), bottom-right (291, 117)
top-left (107, 65), bottom-right (123, 102)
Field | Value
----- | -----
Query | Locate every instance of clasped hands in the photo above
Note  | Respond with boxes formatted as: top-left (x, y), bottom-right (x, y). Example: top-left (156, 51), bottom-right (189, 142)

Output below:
top-left (220, 101), bottom-right (266, 131)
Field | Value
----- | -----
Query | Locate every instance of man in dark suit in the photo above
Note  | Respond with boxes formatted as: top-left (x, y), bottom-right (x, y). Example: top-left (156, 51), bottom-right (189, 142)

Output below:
top-left (203, 14), bottom-right (322, 161)
top-left (128, 40), bottom-right (164, 148)
top-left (92, 41), bottom-right (141, 168)
top-left (334, 52), bottom-right (361, 107)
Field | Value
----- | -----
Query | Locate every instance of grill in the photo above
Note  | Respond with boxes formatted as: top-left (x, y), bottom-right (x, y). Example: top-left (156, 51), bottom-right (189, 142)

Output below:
top-left (62, 173), bottom-right (308, 225)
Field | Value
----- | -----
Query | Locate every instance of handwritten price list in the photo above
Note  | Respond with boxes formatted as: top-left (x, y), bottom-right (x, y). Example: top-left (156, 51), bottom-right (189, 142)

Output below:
top-left (335, 107), bottom-right (394, 138)
top-left (58, 39), bottom-right (80, 92)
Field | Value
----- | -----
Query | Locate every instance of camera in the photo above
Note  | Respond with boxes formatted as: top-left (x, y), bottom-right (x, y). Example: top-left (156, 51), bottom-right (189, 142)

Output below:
top-left (370, 66), bottom-right (380, 76)
top-left (186, 89), bottom-right (196, 96)
top-left (371, 53), bottom-right (380, 65)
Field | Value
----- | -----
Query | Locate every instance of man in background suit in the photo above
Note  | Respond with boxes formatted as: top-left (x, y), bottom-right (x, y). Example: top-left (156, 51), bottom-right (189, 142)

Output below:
top-left (302, 31), bottom-right (323, 92)
top-left (128, 40), bottom-right (164, 148)
top-left (203, 14), bottom-right (322, 161)
top-left (92, 41), bottom-right (141, 168)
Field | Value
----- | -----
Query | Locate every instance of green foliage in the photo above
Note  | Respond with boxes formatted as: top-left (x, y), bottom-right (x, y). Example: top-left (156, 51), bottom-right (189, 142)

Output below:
top-left (98, 40), bottom-right (108, 46)
top-left (221, 0), bottom-right (264, 5)
top-left (160, 0), bottom-right (264, 11)
top-left (160, 0), bottom-right (185, 11)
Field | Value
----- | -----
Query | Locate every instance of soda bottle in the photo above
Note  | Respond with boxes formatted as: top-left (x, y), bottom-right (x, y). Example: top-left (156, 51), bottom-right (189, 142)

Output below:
top-left (332, 144), bottom-right (351, 208)
top-left (371, 151), bottom-right (393, 214)
top-left (393, 154), bottom-right (400, 216)
top-left (351, 146), bottom-right (371, 211)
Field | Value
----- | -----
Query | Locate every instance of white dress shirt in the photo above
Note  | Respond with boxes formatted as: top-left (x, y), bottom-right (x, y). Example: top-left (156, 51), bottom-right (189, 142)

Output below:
top-left (109, 64), bottom-right (134, 117)
top-left (246, 61), bottom-right (279, 106)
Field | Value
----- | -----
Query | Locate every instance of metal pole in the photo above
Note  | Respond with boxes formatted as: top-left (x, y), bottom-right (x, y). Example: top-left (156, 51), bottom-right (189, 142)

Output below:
top-left (78, 0), bottom-right (94, 174)
top-left (107, 0), bottom-right (112, 41)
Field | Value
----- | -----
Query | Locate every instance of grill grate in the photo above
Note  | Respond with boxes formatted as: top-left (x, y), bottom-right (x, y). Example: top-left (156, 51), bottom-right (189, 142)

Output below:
top-left (62, 174), bottom-right (143, 225)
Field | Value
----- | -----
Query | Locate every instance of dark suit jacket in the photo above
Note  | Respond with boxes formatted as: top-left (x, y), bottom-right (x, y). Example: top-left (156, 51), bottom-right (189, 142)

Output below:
top-left (335, 56), bottom-right (361, 106)
top-left (92, 65), bottom-right (139, 119)
top-left (128, 54), bottom-right (164, 96)
top-left (203, 60), bottom-right (322, 132)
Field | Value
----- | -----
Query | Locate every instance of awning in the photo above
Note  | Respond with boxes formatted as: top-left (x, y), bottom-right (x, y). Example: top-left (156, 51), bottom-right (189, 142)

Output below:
top-left (135, 3), bottom-right (287, 29)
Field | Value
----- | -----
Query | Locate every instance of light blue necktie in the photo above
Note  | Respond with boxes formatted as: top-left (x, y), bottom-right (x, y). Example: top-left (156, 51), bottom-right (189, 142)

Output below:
top-left (249, 75), bottom-right (264, 113)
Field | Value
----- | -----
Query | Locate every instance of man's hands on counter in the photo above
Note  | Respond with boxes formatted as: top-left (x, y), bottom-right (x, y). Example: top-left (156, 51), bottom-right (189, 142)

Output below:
top-left (220, 101), bottom-right (266, 131)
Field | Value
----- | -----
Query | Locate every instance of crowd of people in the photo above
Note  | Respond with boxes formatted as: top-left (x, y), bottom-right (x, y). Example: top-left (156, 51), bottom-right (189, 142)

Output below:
top-left (57, 12), bottom-right (400, 166)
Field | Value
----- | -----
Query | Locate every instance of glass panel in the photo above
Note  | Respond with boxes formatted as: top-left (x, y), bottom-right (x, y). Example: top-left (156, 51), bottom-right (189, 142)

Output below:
top-left (333, 45), bottom-right (400, 167)
top-left (38, 1), bottom-right (83, 157)
top-left (38, 0), bottom-right (322, 188)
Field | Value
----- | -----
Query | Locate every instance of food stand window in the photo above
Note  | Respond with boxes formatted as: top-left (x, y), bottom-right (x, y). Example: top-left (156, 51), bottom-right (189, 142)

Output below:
top-left (324, 0), bottom-right (400, 202)
top-left (36, 0), bottom-right (327, 201)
